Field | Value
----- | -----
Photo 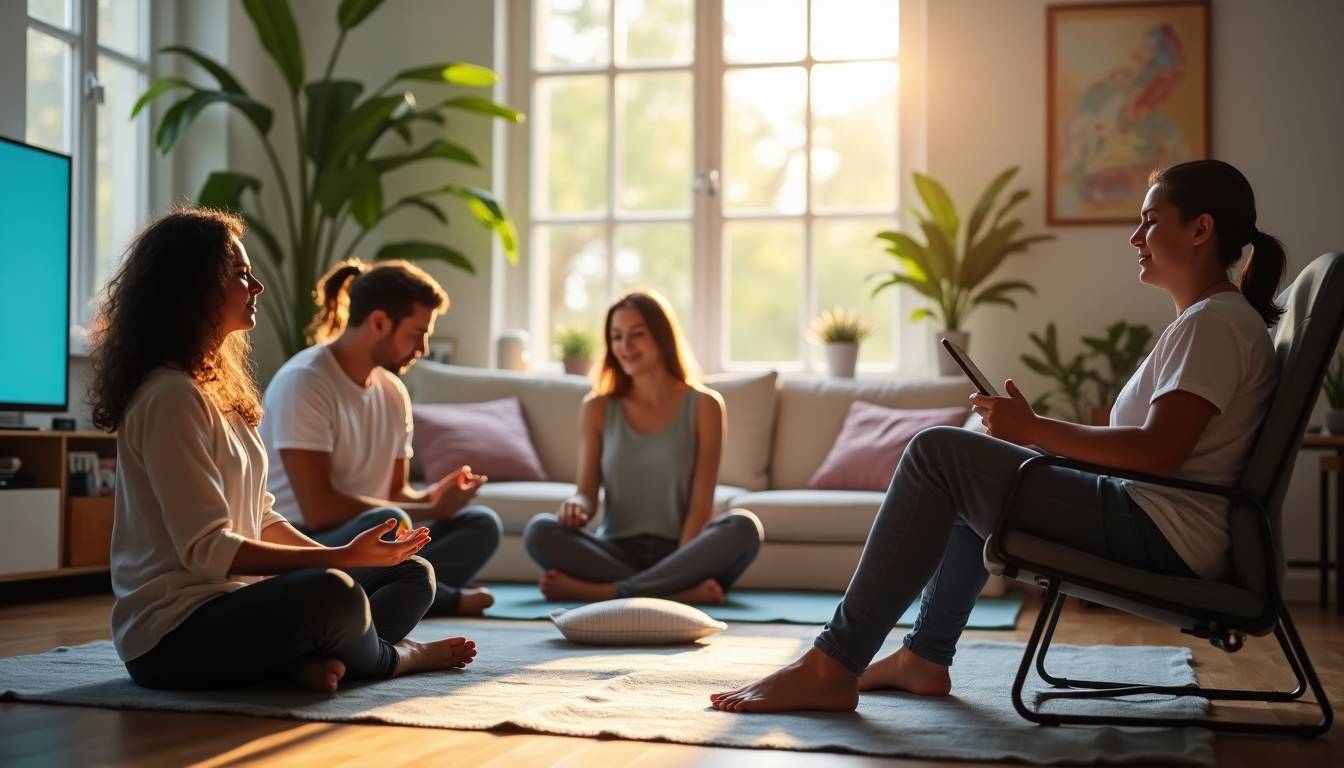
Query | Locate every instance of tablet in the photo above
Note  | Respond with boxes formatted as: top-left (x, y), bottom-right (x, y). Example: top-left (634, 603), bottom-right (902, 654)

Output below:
top-left (940, 338), bottom-right (999, 397)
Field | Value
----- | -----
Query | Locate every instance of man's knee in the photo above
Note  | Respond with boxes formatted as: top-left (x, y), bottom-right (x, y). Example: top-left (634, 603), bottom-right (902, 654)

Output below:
top-left (364, 506), bottom-right (413, 538)
top-left (455, 506), bottom-right (503, 550)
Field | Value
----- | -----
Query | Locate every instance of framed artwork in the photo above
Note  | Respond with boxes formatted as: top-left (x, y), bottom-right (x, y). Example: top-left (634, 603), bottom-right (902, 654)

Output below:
top-left (1046, 1), bottom-right (1210, 225)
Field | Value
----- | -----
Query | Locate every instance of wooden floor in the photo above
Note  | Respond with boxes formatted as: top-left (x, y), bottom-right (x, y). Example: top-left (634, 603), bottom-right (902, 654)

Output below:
top-left (0, 587), bottom-right (1340, 767)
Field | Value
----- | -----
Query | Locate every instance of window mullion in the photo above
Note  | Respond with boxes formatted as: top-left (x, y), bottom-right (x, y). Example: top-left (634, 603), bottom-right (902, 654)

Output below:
top-left (697, 0), bottom-right (724, 371)
top-left (76, 0), bottom-right (98, 328)
top-left (605, 0), bottom-right (618, 306)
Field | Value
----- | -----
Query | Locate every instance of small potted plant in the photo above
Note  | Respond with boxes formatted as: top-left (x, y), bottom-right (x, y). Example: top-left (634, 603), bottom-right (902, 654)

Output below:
top-left (1022, 320), bottom-right (1154, 425)
top-left (809, 307), bottom-right (872, 379)
top-left (554, 325), bottom-right (596, 376)
top-left (1325, 353), bottom-right (1344, 434)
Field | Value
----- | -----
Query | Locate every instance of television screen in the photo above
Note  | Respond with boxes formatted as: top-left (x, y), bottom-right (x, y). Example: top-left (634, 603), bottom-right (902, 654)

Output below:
top-left (0, 136), bottom-right (71, 411)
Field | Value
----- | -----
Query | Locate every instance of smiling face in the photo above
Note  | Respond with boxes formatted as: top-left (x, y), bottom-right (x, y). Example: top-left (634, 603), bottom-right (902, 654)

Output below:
top-left (371, 302), bottom-right (438, 374)
top-left (1128, 183), bottom-right (1212, 291)
top-left (217, 235), bottom-right (264, 337)
top-left (607, 306), bottom-right (662, 378)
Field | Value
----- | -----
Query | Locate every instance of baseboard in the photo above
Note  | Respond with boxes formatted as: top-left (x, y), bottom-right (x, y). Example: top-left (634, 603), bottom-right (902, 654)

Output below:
top-left (1282, 567), bottom-right (1336, 606)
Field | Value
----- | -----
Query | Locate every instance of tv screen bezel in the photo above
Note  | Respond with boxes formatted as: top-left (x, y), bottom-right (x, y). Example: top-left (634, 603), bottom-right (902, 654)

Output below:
top-left (0, 134), bottom-right (72, 413)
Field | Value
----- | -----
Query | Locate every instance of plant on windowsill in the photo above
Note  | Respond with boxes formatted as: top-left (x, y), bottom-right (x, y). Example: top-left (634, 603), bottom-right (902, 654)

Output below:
top-left (131, 0), bottom-right (522, 357)
top-left (1324, 353), bottom-right (1344, 435)
top-left (870, 166), bottom-right (1055, 377)
top-left (1022, 320), bottom-right (1154, 425)
top-left (554, 325), bottom-right (597, 377)
top-left (809, 307), bottom-right (873, 379)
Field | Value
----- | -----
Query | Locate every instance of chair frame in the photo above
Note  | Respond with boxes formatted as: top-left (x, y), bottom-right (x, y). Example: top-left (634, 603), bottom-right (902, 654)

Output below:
top-left (989, 455), bottom-right (1333, 737)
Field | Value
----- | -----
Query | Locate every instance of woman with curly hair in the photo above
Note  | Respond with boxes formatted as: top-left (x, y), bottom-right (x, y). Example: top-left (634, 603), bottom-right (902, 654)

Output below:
top-left (91, 208), bottom-right (476, 692)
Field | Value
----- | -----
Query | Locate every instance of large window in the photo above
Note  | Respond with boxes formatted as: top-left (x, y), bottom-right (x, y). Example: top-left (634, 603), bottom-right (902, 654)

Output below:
top-left (515, 0), bottom-right (903, 372)
top-left (26, 0), bottom-right (151, 329)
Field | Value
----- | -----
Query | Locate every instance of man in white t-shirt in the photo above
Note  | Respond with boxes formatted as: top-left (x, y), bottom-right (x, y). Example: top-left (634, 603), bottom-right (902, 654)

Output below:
top-left (260, 260), bottom-right (501, 615)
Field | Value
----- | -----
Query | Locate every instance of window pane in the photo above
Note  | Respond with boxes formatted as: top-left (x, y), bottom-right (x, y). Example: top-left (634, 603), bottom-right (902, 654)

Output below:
top-left (540, 224), bottom-right (608, 357)
top-left (725, 220), bottom-right (803, 363)
top-left (811, 62), bottom-right (898, 211)
top-left (96, 57), bottom-right (145, 293)
top-left (25, 30), bottom-right (72, 154)
top-left (98, 0), bottom-right (146, 58)
top-left (28, 0), bottom-right (70, 29)
top-left (724, 0), bottom-right (805, 64)
top-left (722, 67), bottom-right (806, 214)
top-left (617, 0), bottom-right (692, 65)
top-left (613, 223), bottom-right (692, 326)
top-left (535, 76), bottom-right (609, 215)
top-left (811, 0), bottom-right (899, 61)
top-left (618, 72), bottom-right (691, 212)
top-left (536, 0), bottom-right (609, 70)
top-left (813, 217), bottom-right (895, 366)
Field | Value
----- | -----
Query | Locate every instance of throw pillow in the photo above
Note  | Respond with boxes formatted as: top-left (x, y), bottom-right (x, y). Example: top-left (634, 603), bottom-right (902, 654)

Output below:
top-left (550, 597), bottom-right (727, 645)
top-left (703, 371), bottom-right (778, 491)
top-left (808, 401), bottom-right (970, 491)
top-left (412, 398), bottom-right (548, 483)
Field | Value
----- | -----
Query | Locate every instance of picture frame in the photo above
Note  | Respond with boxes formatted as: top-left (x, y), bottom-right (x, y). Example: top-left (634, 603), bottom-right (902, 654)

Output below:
top-left (1046, 1), bottom-right (1210, 225)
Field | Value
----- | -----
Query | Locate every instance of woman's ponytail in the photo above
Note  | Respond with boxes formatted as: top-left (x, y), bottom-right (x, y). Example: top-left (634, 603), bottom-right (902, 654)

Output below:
top-left (1239, 229), bottom-right (1287, 326)
top-left (306, 259), bottom-right (365, 344)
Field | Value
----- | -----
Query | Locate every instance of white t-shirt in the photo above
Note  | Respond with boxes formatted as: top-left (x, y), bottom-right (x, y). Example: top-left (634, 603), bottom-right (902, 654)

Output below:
top-left (259, 344), bottom-right (413, 527)
top-left (111, 369), bottom-right (287, 662)
top-left (1110, 291), bottom-right (1278, 580)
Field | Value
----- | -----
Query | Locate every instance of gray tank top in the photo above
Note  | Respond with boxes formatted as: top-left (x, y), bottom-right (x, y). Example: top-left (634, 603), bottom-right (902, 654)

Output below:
top-left (598, 387), bottom-right (699, 541)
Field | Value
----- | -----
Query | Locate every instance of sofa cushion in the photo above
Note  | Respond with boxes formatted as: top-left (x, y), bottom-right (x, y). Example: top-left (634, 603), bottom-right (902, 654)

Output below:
top-left (770, 376), bottom-right (974, 489)
top-left (727, 489), bottom-right (885, 544)
top-left (403, 361), bottom-right (590, 482)
top-left (412, 398), bottom-right (548, 483)
top-left (474, 481), bottom-right (749, 535)
top-left (809, 402), bottom-right (969, 491)
top-left (702, 371), bottom-right (778, 491)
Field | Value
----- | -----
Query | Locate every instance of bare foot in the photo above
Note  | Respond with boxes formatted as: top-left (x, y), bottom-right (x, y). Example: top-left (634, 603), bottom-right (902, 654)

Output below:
top-left (857, 646), bottom-right (952, 696)
top-left (539, 569), bottom-right (619, 602)
top-left (289, 658), bottom-right (345, 693)
top-left (457, 586), bottom-right (495, 615)
top-left (667, 578), bottom-right (726, 605)
top-left (393, 636), bottom-right (477, 677)
top-left (709, 647), bottom-right (859, 713)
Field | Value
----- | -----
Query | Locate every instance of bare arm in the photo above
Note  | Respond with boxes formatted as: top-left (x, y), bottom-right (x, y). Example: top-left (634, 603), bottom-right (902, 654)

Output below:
top-left (259, 519), bottom-right (323, 547)
top-left (679, 390), bottom-right (725, 546)
top-left (557, 395), bottom-right (605, 527)
top-left (280, 448), bottom-right (433, 531)
top-left (229, 519), bottom-right (431, 576)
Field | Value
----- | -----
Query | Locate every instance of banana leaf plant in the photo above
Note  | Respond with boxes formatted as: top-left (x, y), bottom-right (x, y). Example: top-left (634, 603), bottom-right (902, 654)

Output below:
top-left (870, 166), bottom-right (1054, 331)
top-left (1081, 320), bottom-right (1154, 406)
top-left (1020, 322), bottom-right (1092, 423)
top-left (131, 0), bottom-right (522, 356)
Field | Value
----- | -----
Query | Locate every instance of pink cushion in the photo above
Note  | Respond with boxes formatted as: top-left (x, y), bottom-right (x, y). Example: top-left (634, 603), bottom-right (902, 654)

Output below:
top-left (808, 401), bottom-right (970, 491)
top-left (412, 398), bottom-right (548, 483)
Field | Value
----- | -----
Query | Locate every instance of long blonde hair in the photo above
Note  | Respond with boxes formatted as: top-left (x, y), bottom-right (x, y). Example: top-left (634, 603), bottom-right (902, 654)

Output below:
top-left (593, 290), bottom-right (701, 397)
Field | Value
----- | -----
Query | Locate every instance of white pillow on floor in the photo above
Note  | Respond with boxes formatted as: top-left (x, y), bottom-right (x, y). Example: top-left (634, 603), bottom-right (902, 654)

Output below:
top-left (550, 598), bottom-right (727, 645)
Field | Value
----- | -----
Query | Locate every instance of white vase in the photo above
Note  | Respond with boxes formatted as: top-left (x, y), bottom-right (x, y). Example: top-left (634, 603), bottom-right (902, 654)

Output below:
top-left (562, 356), bottom-right (592, 376)
top-left (1327, 409), bottom-right (1344, 435)
top-left (934, 329), bottom-right (969, 377)
top-left (825, 342), bottom-right (859, 378)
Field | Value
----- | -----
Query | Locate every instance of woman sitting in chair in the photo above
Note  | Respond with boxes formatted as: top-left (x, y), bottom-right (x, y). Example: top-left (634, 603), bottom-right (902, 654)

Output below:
top-left (710, 159), bottom-right (1284, 713)
top-left (523, 289), bottom-right (763, 605)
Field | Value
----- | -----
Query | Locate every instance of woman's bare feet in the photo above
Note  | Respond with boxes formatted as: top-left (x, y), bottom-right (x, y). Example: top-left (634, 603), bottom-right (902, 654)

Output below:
top-left (392, 636), bottom-right (477, 676)
top-left (857, 646), bottom-right (952, 696)
top-left (457, 586), bottom-right (495, 615)
top-left (539, 569), bottom-right (619, 602)
top-left (289, 658), bottom-right (346, 693)
top-left (709, 647), bottom-right (859, 713)
top-left (667, 578), bottom-right (726, 605)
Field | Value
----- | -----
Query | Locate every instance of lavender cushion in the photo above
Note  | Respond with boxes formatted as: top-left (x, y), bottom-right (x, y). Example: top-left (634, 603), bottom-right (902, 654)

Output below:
top-left (808, 401), bottom-right (970, 491)
top-left (412, 398), bottom-right (548, 483)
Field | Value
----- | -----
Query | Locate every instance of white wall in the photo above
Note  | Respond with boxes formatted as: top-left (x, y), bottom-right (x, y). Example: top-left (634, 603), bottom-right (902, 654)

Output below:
top-left (921, 0), bottom-right (1344, 599)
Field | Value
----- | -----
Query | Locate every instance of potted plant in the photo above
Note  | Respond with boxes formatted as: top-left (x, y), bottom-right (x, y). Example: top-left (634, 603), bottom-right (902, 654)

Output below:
top-left (871, 167), bottom-right (1055, 376)
top-left (1325, 353), bottom-right (1344, 434)
top-left (132, 0), bottom-right (522, 357)
top-left (809, 307), bottom-right (872, 379)
top-left (1022, 320), bottom-right (1154, 425)
top-left (1081, 321), bottom-right (1154, 425)
top-left (554, 325), bottom-right (596, 376)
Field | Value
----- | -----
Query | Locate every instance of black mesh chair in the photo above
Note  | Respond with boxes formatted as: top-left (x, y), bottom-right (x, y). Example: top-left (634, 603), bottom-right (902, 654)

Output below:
top-left (984, 251), bottom-right (1342, 737)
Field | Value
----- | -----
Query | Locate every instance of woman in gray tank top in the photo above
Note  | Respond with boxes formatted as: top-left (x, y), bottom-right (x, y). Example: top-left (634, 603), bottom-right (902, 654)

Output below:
top-left (523, 290), bottom-right (763, 604)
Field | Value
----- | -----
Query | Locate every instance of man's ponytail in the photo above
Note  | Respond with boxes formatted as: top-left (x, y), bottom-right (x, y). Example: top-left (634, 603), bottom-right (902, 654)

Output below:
top-left (307, 260), bottom-right (365, 344)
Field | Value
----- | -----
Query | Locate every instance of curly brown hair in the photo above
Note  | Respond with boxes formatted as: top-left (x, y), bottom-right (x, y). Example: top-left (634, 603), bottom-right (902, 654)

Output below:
top-left (89, 208), bottom-right (262, 431)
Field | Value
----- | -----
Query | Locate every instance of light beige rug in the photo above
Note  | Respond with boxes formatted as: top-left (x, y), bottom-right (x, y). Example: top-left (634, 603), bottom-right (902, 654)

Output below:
top-left (0, 620), bottom-right (1213, 765)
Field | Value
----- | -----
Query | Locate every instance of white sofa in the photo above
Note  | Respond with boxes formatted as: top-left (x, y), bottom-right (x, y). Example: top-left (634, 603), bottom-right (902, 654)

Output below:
top-left (404, 361), bottom-right (983, 591)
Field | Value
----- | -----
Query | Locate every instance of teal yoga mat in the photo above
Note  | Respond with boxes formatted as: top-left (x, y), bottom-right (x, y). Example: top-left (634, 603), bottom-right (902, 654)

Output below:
top-left (482, 583), bottom-right (1024, 628)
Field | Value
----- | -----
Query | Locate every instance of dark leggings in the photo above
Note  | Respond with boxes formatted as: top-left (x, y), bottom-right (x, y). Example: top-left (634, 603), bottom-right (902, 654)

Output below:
top-left (125, 557), bottom-right (434, 689)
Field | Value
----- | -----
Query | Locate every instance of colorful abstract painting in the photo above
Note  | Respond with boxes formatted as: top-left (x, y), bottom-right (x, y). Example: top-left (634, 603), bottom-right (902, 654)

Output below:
top-left (1047, 2), bottom-right (1209, 224)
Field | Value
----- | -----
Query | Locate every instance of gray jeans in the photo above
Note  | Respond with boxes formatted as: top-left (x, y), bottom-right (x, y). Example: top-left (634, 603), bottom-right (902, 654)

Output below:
top-left (300, 505), bottom-right (502, 615)
top-left (815, 426), bottom-right (1195, 675)
top-left (522, 509), bottom-right (764, 597)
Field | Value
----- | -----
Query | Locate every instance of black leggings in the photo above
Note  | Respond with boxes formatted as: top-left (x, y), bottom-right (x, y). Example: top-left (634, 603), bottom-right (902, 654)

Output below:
top-left (125, 557), bottom-right (434, 689)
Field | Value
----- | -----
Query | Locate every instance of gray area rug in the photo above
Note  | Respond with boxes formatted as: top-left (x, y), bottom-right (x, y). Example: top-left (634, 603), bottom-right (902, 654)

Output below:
top-left (0, 620), bottom-right (1213, 764)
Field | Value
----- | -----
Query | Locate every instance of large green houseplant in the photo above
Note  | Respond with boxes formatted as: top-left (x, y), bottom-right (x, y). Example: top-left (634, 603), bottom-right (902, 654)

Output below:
top-left (132, 0), bottom-right (522, 356)
top-left (870, 166), bottom-right (1055, 375)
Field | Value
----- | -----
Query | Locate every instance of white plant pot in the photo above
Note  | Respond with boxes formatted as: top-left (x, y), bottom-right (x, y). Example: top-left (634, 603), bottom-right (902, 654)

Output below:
top-left (1327, 409), bottom-right (1344, 435)
top-left (825, 342), bottom-right (860, 379)
top-left (562, 356), bottom-right (592, 376)
top-left (934, 329), bottom-right (969, 377)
